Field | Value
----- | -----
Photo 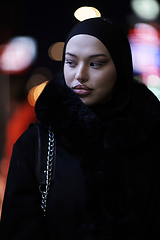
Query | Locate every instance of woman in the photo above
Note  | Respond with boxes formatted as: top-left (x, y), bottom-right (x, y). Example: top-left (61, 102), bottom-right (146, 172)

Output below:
top-left (1, 17), bottom-right (160, 239)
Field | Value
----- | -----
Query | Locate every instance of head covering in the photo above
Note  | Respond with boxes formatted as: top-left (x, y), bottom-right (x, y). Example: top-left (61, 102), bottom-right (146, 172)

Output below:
top-left (63, 17), bottom-right (134, 117)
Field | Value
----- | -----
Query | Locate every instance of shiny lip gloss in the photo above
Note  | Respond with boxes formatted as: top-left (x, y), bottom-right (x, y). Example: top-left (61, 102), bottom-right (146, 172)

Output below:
top-left (73, 84), bottom-right (93, 96)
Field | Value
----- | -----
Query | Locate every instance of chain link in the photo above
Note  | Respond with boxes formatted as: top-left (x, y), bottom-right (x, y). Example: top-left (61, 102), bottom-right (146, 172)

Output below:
top-left (39, 128), bottom-right (55, 216)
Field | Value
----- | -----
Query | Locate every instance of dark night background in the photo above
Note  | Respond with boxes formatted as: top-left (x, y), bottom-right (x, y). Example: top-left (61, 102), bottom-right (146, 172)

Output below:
top-left (0, 0), bottom-right (134, 76)
top-left (0, 0), bottom-right (136, 166)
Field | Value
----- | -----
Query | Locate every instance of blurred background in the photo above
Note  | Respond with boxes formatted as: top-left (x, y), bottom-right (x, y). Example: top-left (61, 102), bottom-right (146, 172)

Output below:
top-left (0, 0), bottom-right (160, 216)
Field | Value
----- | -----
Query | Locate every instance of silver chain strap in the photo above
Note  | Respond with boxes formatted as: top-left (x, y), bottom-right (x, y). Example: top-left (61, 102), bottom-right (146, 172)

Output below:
top-left (39, 128), bottom-right (55, 216)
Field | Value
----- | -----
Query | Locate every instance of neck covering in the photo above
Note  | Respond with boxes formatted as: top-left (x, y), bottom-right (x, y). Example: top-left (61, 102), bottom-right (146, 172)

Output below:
top-left (62, 17), bottom-right (134, 118)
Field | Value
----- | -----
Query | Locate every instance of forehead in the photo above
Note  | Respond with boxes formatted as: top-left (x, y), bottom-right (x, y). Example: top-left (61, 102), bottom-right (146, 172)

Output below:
top-left (65, 34), bottom-right (110, 55)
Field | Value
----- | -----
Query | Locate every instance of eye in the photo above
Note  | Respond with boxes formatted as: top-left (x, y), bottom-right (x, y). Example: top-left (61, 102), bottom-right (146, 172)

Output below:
top-left (90, 62), bottom-right (103, 69)
top-left (65, 60), bottom-right (77, 67)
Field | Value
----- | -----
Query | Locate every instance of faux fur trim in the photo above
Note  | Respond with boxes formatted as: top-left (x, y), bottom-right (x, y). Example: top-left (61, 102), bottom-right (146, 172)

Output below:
top-left (35, 73), bottom-right (160, 239)
top-left (35, 73), bottom-right (106, 153)
top-left (35, 74), bottom-right (160, 152)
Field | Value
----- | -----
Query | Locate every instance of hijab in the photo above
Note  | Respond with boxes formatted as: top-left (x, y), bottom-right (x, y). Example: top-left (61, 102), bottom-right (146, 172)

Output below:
top-left (62, 17), bottom-right (134, 119)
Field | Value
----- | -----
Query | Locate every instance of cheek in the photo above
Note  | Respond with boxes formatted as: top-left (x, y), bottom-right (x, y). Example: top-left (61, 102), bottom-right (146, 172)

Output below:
top-left (63, 66), bottom-right (72, 86)
top-left (93, 68), bottom-right (117, 90)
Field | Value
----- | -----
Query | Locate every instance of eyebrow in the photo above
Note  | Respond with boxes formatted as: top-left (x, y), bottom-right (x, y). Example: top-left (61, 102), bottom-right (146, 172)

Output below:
top-left (65, 52), bottom-right (77, 57)
top-left (65, 52), bottom-right (107, 58)
top-left (89, 54), bottom-right (107, 58)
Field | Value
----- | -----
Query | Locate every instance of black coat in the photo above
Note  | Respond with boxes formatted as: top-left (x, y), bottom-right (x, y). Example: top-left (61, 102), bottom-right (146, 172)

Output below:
top-left (1, 75), bottom-right (160, 240)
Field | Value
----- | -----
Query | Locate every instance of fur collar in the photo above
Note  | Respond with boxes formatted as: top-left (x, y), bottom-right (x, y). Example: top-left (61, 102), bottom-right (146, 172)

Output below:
top-left (35, 73), bottom-right (160, 152)
top-left (35, 74), bottom-right (105, 153)
top-left (35, 74), bottom-right (160, 239)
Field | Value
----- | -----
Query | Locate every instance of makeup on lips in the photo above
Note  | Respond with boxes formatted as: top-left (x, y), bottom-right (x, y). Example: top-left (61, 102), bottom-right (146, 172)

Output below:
top-left (73, 84), bottom-right (93, 96)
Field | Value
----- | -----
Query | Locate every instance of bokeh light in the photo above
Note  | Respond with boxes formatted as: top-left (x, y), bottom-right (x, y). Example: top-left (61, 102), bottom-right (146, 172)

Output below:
top-left (74, 6), bottom-right (101, 21)
top-left (148, 87), bottom-right (160, 100)
top-left (129, 23), bottom-right (160, 99)
top-left (26, 67), bottom-right (52, 92)
top-left (129, 23), bottom-right (160, 78)
top-left (147, 75), bottom-right (160, 87)
top-left (0, 36), bottom-right (37, 74)
top-left (48, 42), bottom-right (65, 61)
top-left (26, 67), bottom-right (52, 106)
top-left (26, 74), bottom-right (47, 92)
top-left (131, 0), bottom-right (160, 20)
top-left (27, 81), bottom-right (48, 107)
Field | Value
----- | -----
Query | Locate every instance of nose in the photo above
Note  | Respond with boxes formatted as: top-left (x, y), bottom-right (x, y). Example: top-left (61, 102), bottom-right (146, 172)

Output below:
top-left (75, 63), bottom-right (88, 83)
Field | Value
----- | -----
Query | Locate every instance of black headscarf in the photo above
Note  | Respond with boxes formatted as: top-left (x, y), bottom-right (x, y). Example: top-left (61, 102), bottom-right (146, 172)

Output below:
top-left (62, 17), bottom-right (134, 118)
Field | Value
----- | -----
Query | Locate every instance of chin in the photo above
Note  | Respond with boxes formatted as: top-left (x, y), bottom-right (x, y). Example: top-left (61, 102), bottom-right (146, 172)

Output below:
top-left (80, 98), bottom-right (95, 106)
top-left (80, 98), bottom-right (90, 106)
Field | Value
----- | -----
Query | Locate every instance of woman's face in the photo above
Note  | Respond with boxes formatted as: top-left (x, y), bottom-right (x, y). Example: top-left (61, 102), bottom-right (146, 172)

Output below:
top-left (63, 34), bottom-right (117, 106)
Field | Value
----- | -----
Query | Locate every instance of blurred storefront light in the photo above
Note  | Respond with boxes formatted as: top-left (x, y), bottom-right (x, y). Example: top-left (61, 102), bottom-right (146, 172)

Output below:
top-left (74, 6), bottom-right (101, 22)
top-left (129, 23), bottom-right (160, 99)
top-left (148, 87), bottom-right (160, 100)
top-left (129, 23), bottom-right (160, 77)
top-left (147, 74), bottom-right (160, 87)
top-left (0, 36), bottom-right (37, 74)
top-left (131, 0), bottom-right (160, 20)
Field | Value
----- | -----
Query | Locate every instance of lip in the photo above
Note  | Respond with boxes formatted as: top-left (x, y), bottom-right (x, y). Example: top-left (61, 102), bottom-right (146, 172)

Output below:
top-left (73, 84), bottom-right (93, 96)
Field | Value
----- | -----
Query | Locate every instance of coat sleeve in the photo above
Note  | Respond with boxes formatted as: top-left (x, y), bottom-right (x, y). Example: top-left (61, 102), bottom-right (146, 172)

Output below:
top-left (0, 126), bottom-right (49, 239)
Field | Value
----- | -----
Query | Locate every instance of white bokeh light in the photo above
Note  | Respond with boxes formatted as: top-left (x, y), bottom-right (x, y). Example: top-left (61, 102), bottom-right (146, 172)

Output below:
top-left (0, 36), bottom-right (37, 73)
top-left (131, 0), bottom-right (160, 20)
top-left (74, 6), bottom-right (101, 22)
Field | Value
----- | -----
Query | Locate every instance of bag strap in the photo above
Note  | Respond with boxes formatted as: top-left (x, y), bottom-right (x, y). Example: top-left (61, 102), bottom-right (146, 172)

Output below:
top-left (34, 123), bottom-right (56, 216)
